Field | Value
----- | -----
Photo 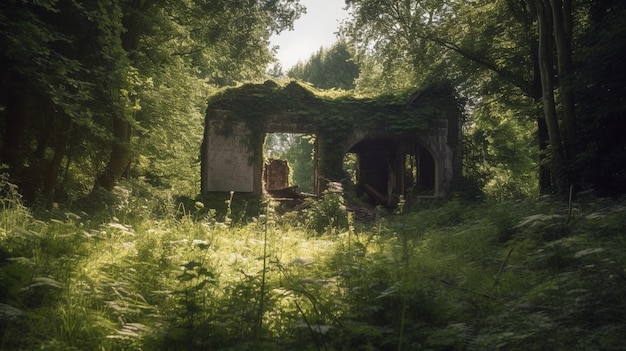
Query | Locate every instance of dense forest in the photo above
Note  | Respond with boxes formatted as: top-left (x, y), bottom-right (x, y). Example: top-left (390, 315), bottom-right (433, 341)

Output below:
top-left (1, 0), bottom-right (626, 350)
top-left (2, 0), bottom-right (625, 202)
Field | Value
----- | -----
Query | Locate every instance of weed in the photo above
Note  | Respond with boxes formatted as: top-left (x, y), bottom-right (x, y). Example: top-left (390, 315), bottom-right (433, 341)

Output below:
top-left (303, 182), bottom-right (349, 235)
top-left (1, 179), bottom-right (625, 350)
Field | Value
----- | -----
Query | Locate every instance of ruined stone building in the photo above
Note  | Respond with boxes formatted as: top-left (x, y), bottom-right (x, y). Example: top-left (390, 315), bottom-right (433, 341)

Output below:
top-left (201, 80), bottom-right (462, 206)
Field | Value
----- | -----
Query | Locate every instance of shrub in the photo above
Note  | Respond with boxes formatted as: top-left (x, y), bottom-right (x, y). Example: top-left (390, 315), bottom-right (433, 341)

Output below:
top-left (303, 182), bottom-right (349, 234)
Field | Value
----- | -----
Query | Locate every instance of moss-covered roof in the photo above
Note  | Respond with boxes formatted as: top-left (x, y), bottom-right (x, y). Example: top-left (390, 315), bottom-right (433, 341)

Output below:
top-left (206, 80), bottom-right (459, 137)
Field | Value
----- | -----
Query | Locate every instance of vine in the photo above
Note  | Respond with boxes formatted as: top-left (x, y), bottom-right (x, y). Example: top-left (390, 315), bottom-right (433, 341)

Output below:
top-left (205, 79), bottom-right (460, 181)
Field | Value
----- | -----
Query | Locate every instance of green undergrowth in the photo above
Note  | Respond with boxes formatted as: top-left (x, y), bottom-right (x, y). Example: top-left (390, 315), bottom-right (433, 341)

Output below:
top-left (1, 178), bottom-right (625, 350)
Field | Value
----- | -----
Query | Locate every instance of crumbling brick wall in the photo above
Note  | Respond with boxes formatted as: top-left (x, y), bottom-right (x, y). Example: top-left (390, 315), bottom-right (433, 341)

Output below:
top-left (264, 159), bottom-right (290, 190)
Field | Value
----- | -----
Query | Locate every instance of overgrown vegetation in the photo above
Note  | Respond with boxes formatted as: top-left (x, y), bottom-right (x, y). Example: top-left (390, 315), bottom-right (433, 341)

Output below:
top-left (2, 1), bottom-right (626, 350)
top-left (2, 175), bottom-right (624, 350)
top-left (0, 0), bottom-right (305, 204)
top-left (206, 79), bottom-right (461, 182)
top-left (343, 0), bottom-right (626, 196)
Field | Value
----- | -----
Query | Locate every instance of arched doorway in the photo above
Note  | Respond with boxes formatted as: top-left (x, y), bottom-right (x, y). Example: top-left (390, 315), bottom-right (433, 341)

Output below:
top-left (346, 137), bottom-right (436, 206)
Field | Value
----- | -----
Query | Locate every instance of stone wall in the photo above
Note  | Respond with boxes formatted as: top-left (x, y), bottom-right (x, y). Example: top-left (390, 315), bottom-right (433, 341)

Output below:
top-left (202, 117), bottom-right (254, 192)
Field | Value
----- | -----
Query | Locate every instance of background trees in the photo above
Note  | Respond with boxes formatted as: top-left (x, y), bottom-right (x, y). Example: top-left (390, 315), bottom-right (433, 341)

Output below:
top-left (342, 0), bottom-right (626, 197)
top-left (574, 1), bottom-right (626, 195)
top-left (2, 0), bottom-right (624, 203)
top-left (0, 0), bottom-right (304, 203)
top-left (288, 40), bottom-right (360, 90)
top-left (265, 133), bottom-right (315, 193)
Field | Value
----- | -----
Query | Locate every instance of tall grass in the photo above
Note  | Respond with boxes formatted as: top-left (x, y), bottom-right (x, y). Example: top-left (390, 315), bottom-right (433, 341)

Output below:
top-left (1, 176), bottom-right (625, 350)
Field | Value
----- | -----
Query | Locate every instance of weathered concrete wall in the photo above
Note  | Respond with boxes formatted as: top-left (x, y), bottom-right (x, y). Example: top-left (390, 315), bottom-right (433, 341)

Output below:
top-left (202, 117), bottom-right (254, 192)
top-left (419, 116), bottom-right (454, 197)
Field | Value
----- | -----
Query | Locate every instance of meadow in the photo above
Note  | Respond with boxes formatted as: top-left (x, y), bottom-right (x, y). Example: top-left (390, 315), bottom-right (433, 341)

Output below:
top-left (1, 177), bottom-right (625, 350)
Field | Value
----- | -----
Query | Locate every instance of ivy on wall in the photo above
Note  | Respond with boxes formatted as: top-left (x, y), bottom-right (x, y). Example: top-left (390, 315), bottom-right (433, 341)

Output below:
top-left (205, 80), bottom-right (460, 181)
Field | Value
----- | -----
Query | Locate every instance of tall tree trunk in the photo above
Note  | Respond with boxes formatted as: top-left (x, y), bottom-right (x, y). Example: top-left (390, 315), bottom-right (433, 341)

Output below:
top-left (527, 0), bottom-right (554, 194)
top-left (550, 0), bottom-right (577, 160)
top-left (2, 87), bottom-right (26, 170)
top-left (95, 0), bottom-right (150, 191)
top-left (536, 0), bottom-right (567, 194)
top-left (97, 118), bottom-right (132, 191)
top-left (537, 116), bottom-right (553, 193)
top-left (43, 113), bottom-right (73, 200)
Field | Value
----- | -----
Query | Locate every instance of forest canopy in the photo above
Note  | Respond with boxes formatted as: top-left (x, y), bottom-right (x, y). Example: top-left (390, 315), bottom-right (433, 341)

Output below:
top-left (1, 1), bottom-right (626, 350)
top-left (0, 0), bottom-right (304, 204)
top-left (1, 0), bottom-right (625, 204)
top-left (341, 0), bottom-right (626, 198)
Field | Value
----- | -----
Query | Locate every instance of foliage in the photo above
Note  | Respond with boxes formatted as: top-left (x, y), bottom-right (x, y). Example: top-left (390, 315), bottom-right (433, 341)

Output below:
top-left (208, 80), bottom-right (448, 135)
top-left (463, 101), bottom-right (538, 200)
top-left (265, 133), bottom-right (316, 193)
top-left (2, 173), bottom-right (626, 350)
top-left (573, 1), bottom-right (626, 195)
top-left (341, 0), bottom-right (547, 198)
top-left (0, 0), bottom-right (305, 203)
top-left (302, 182), bottom-right (349, 235)
top-left (342, 0), bottom-right (626, 197)
top-left (288, 40), bottom-right (360, 90)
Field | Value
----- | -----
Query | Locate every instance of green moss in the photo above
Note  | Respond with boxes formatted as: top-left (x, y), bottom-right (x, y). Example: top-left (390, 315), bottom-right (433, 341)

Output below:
top-left (206, 79), bottom-right (460, 181)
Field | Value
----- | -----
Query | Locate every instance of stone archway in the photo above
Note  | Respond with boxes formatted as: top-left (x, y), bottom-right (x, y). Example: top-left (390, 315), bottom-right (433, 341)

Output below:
top-left (201, 80), bottom-right (462, 205)
top-left (344, 134), bottom-right (448, 206)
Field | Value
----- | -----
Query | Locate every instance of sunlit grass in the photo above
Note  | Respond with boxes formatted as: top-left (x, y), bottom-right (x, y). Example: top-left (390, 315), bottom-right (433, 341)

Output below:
top-left (1, 180), bottom-right (625, 350)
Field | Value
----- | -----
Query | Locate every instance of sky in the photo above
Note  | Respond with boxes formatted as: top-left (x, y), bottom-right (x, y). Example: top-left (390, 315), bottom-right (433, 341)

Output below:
top-left (269, 0), bottom-right (350, 70)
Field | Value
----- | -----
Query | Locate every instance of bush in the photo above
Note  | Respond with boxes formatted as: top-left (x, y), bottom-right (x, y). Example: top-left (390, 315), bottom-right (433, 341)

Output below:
top-left (303, 182), bottom-right (349, 234)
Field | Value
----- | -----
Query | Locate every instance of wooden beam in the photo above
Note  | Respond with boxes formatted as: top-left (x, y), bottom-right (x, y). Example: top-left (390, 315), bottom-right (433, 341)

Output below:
top-left (364, 183), bottom-right (386, 204)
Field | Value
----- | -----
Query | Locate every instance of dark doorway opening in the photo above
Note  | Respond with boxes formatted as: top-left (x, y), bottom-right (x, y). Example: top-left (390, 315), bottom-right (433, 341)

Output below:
top-left (346, 138), bottom-right (436, 206)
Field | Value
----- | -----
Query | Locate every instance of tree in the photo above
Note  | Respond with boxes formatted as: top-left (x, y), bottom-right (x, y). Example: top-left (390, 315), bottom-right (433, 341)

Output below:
top-left (288, 40), bottom-right (360, 90)
top-left (574, 1), bottom-right (626, 194)
top-left (343, 0), bottom-right (451, 92)
top-left (1, 0), bottom-right (129, 201)
top-left (343, 0), bottom-right (545, 196)
top-left (343, 0), bottom-right (626, 197)
top-left (95, 0), bottom-right (305, 191)
top-left (534, 0), bottom-right (579, 194)
top-left (1, 0), bottom-right (305, 202)
top-left (267, 63), bottom-right (285, 79)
